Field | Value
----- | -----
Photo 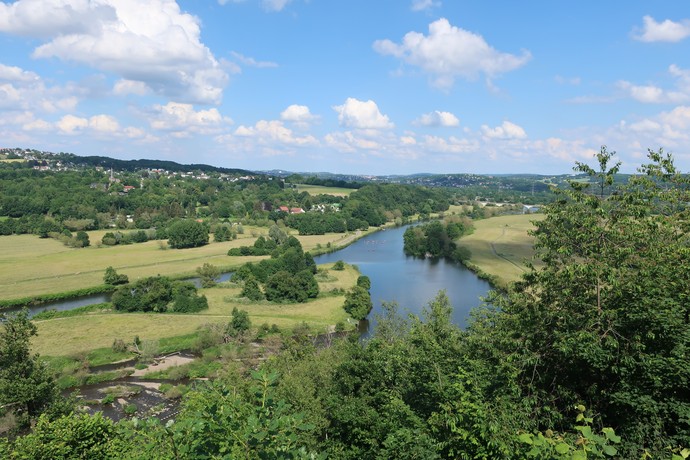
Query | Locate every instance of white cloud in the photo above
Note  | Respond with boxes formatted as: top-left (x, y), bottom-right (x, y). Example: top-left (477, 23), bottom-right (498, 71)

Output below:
top-left (420, 135), bottom-right (478, 153)
top-left (411, 0), bottom-right (440, 12)
top-left (150, 102), bottom-right (231, 136)
top-left (633, 15), bottom-right (690, 43)
top-left (230, 51), bottom-right (278, 68)
top-left (333, 98), bottom-right (393, 129)
top-left (233, 120), bottom-right (318, 146)
top-left (113, 79), bottom-right (150, 96)
top-left (0, 0), bottom-right (227, 104)
top-left (0, 63), bottom-right (79, 113)
top-left (280, 104), bottom-right (318, 127)
top-left (617, 64), bottom-right (690, 103)
top-left (373, 18), bottom-right (531, 89)
top-left (481, 121), bottom-right (527, 139)
top-left (415, 110), bottom-right (460, 127)
top-left (0, 63), bottom-right (40, 83)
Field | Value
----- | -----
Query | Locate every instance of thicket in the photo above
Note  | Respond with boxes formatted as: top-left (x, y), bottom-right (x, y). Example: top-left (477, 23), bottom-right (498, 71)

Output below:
top-left (403, 215), bottom-right (473, 259)
top-left (110, 276), bottom-right (208, 313)
top-left (232, 235), bottom-right (319, 303)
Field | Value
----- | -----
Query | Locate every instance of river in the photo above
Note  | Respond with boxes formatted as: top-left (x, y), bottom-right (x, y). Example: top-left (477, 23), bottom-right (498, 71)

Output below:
top-left (313, 224), bottom-right (492, 333)
top-left (8, 225), bottom-right (492, 328)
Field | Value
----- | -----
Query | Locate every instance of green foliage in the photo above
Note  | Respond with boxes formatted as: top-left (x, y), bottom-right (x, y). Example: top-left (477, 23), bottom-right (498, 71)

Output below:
top-left (332, 260), bottom-right (345, 271)
top-left (240, 277), bottom-right (265, 301)
top-left (4, 412), bottom-right (118, 459)
top-left (111, 276), bottom-right (207, 313)
top-left (403, 216), bottom-right (472, 258)
top-left (356, 275), bottom-right (370, 290)
top-left (483, 147), bottom-right (690, 453)
top-left (0, 310), bottom-right (60, 428)
top-left (342, 286), bottom-right (372, 321)
top-left (195, 262), bottom-right (220, 288)
top-left (166, 219), bottom-right (209, 249)
top-left (226, 307), bottom-right (252, 339)
top-left (103, 266), bottom-right (128, 285)
top-left (518, 406), bottom-right (621, 459)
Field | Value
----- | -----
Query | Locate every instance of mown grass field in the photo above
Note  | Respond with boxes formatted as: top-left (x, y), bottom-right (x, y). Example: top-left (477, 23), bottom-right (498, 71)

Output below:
top-left (0, 228), bottom-right (363, 301)
top-left (295, 184), bottom-right (355, 197)
top-left (459, 214), bottom-right (544, 287)
top-left (31, 263), bottom-right (356, 357)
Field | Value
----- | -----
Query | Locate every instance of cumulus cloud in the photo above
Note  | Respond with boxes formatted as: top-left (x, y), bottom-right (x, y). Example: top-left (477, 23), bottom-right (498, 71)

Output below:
top-left (617, 64), bottom-right (690, 103)
top-left (481, 121), bottom-right (527, 139)
top-left (333, 98), bottom-right (393, 129)
top-left (0, 0), bottom-right (227, 104)
top-left (149, 102), bottom-right (231, 136)
top-left (0, 63), bottom-right (79, 112)
top-left (415, 110), bottom-right (460, 127)
top-left (633, 16), bottom-right (690, 43)
top-left (233, 119), bottom-right (318, 146)
top-left (280, 104), bottom-right (318, 128)
top-left (373, 18), bottom-right (531, 89)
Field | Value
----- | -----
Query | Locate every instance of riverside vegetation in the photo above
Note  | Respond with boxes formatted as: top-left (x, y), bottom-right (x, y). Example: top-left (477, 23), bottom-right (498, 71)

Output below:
top-left (1, 147), bottom-right (689, 458)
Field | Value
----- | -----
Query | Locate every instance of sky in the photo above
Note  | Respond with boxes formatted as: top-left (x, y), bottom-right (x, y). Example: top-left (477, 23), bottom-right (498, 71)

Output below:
top-left (1, 1), bottom-right (690, 175)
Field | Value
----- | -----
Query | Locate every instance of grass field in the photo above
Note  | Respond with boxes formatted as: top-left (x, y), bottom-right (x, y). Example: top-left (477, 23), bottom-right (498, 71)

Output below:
top-left (0, 228), bottom-right (365, 301)
top-left (295, 184), bottom-right (354, 197)
top-left (459, 214), bottom-right (544, 287)
top-left (31, 263), bottom-right (356, 357)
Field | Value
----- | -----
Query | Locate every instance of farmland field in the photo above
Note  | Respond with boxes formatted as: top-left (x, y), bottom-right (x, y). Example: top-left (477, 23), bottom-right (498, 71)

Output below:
top-left (0, 228), bottom-right (365, 301)
top-left (459, 213), bottom-right (543, 286)
top-left (31, 263), bottom-right (357, 357)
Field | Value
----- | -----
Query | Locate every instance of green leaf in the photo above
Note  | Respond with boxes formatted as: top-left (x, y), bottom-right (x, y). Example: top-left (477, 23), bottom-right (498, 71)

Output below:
top-left (555, 443), bottom-right (570, 454)
top-left (518, 433), bottom-right (533, 445)
top-left (603, 445), bottom-right (617, 456)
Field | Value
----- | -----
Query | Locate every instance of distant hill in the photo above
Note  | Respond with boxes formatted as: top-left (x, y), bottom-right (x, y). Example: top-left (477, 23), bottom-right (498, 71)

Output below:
top-left (60, 154), bottom-right (254, 176)
top-left (0, 148), bottom-right (255, 176)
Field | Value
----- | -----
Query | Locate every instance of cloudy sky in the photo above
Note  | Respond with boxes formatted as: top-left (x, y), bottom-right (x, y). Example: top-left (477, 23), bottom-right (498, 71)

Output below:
top-left (1, 1), bottom-right (690, 175)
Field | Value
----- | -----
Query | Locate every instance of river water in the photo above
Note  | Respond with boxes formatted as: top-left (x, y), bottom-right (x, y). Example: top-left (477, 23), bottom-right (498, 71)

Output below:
top-left (313, 225), bottom-right (492, 332)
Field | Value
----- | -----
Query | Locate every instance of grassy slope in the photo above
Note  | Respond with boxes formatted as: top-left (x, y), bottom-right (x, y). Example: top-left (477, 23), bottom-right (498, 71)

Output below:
top-left (459, 214), bottom-right (543, 286)
top-left (32, 263), bottom-right (357, 357)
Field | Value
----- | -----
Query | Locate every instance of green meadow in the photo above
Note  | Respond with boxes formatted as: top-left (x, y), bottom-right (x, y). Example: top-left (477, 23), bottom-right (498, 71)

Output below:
top-left (459, 213), bottom-right (543, 287)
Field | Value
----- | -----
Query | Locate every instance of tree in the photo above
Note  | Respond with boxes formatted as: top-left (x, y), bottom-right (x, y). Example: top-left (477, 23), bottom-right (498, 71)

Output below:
top-left (0, 310), bottom-right (59, 427)
top-left (167, 219), bottom-right (208, 249)
top-left (241, 277), bottom-right (264, 301)
top-left (227, 307), bottom-right (252, 338)
top-left (196, 263), bottom-right (220, 288)
top-left (485, 147), bottom-right (690, 452)
top-left (103, 266), bottom-right (128, 285)
top-left (342, 286), bottom-right (372, 321)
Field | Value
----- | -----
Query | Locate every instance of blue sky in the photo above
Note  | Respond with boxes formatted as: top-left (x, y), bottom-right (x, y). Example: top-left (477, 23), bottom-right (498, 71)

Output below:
top-left (1, 1), bottom-right (690, 175)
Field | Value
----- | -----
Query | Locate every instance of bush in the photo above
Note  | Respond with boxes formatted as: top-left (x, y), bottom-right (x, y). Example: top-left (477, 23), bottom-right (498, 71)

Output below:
top-left (167, 220), bottom-right (209, 249)
top-left (332, 260), bottom-right (345, 270)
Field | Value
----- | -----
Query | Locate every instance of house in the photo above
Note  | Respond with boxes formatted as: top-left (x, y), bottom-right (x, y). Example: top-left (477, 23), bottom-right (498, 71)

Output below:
top-left (279, 206), bottom-right (290, 213)
top-left (123, 185), bottom-right (136, 193)
top-left (290, 207), bottom-right (304, 214)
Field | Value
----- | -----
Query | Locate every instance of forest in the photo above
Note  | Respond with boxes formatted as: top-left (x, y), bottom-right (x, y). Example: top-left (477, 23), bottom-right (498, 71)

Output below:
top-left (1, 148), bottom-right (689, 458)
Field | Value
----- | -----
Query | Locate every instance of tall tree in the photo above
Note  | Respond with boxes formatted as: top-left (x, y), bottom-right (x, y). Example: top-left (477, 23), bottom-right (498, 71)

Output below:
top-left (0, 310), bottom-right (59, 427)
top-left (485, 147), bottom-right (690, 452)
